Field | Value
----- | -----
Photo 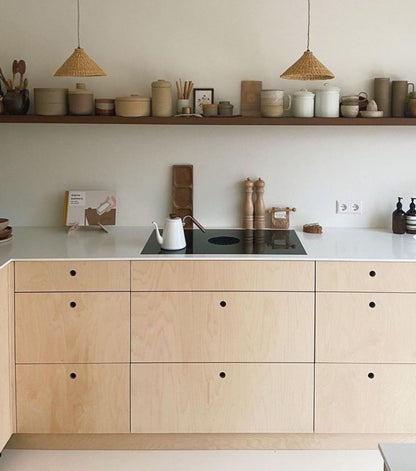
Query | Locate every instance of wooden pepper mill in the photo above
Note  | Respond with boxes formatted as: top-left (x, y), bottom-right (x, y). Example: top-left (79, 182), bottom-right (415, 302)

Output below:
top-left (254, 178), bottom-right (265, 229)
top-left (243, 178), bottom-right (254, 229)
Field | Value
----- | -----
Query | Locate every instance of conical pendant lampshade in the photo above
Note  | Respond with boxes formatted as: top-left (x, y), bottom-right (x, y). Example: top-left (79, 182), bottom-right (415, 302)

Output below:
top-left (54, 0), bottom-right (106, 77)
top-left (281, 0), bottom-right (334, 81)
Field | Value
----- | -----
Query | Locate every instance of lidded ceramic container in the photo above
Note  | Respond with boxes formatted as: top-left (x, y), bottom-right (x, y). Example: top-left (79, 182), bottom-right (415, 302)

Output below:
top-left (115, 95), bottom-right (151, 117)
top-left (68, 83), bottom-right (93, 115)
top-left (218, 101), bottom-right (234, 116)
top-left (314, 84), bottom-right (340, 117)
top-left (34, 88), bottom-right (68, 116)
top-left (292, 89), bottom-right (315, 117)
top-left (151, 79), bottom-right (172, 117)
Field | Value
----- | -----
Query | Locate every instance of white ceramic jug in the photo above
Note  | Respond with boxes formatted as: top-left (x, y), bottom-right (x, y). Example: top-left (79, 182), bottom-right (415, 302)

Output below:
top-left (152, 214), bottom-right (206, 251)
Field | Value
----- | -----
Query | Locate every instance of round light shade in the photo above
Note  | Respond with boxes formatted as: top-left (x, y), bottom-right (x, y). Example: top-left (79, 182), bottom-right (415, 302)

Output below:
top-left (280, 50), bottom-right (334, 81)
top-left (54, 47), bottom-right (106, 77)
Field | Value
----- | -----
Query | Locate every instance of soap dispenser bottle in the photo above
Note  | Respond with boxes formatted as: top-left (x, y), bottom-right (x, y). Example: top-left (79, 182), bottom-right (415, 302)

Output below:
top-left (406, 198), bottom-right (416, 234)
top-left (392, 197), bottom-right (406, 234)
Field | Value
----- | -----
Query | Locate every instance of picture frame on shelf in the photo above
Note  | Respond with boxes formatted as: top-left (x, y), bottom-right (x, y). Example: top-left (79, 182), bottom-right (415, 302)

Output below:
top-left (193, 88), bottom-right (214, 114)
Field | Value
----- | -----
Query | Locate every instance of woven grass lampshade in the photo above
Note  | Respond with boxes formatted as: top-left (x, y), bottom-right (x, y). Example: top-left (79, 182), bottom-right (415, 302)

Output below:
top-left (281, 0), bottom-right (334, 81)
top-left (54, 0), bottom-right (106, 77)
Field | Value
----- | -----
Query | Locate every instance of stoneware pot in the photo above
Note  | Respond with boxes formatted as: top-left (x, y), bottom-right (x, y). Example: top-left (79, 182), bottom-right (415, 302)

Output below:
top-left (4, 90), bottom-right (30, 115)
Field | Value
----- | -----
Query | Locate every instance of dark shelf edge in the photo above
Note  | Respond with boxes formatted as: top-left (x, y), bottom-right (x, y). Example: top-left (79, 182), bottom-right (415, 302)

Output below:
top-left (1, 115), bottom-right (416, 126)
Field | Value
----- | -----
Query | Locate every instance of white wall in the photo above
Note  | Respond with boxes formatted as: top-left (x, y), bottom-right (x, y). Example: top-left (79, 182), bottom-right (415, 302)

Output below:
top-left (1, 0), bottom-right (416, 228)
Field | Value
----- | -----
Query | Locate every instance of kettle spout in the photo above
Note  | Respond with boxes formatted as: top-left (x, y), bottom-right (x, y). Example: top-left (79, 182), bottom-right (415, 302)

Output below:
top-left (152, 221), bottom-right (163, 246)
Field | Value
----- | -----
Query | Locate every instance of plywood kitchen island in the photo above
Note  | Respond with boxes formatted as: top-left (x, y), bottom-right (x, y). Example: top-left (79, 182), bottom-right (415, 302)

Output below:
top-left (2, 227), bottom-right (416, 450)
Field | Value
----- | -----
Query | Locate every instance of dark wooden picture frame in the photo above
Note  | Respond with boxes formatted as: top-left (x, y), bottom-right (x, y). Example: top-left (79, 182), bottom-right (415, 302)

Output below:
top-left (193, 88), bottom-right (214, 114)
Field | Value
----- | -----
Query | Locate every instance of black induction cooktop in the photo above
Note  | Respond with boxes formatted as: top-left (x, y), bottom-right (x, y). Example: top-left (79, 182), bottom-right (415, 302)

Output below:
top-left (141, 229), bottom-right (306, 255)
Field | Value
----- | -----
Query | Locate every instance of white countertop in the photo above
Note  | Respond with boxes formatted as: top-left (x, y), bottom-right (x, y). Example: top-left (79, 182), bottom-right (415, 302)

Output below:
top-left (379, 443), bottom-right (416, 471)
top-left (1, 226), bottom-right (416, 268)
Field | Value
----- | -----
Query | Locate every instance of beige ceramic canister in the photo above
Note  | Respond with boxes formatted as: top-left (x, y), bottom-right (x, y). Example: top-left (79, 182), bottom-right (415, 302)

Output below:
top-left (115, 95), bottom-right (151, 117)
top-left (151, 79), bottom-right (172, 117)
top-left (95, 99), bottom-right (115, 116)
top-left (68, 83), bottom-right (94, 115)
top-left (34, 88), bottom-right (68, 115)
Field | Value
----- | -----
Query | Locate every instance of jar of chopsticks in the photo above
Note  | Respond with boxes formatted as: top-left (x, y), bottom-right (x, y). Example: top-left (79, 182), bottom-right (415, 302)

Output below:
top-left (176, 79), bottom-right (193, 114)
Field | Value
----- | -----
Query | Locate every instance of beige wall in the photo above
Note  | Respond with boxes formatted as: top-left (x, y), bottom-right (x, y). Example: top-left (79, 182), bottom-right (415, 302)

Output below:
top-left (1, 0), bottom-right (415, 228)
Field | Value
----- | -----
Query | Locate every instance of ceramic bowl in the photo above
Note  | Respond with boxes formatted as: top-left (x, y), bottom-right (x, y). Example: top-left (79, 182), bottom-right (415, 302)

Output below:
top-left (360, 110), bottom-right (384, 118)
top-left (341, 104), bottom-right (359, 118)
top-left (0, 226), bottom-right (12, 240)
top-left (0, 218), bottom-right (9, 232)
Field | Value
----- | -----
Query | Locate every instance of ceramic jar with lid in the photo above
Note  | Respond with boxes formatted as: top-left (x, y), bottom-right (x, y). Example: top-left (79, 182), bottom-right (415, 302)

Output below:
top-left (115, 95), bottom-right (151, 117)
top-left (151, 79), bottom-right (172, 117)
top-left (95, 99), bottom-right (115, 116)
top-left (34, 88), bottom-right (68, 115)
top-left (202, 103), bottom-right (218, 116)
top-left (68, 83), bottom-right (93, 115)
top-left (218, 101), bottom-right (234, 116)
top-left (292, 89), bottom-right (315, 117)
top-left (315, 84), bottom-right (340, 118)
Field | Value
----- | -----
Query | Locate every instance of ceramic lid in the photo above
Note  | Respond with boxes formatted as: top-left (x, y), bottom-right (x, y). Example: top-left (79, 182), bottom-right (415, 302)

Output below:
top-left (116, 95), bottom-right (150, 102)
top-left (294, 89), bottom-right (315, 97)
top-left (69, 83), bottom-right (91, 94)
top-left (315, 84), bottom-right (340, 93)
top-left (152, 80), bottom-right (171, 88)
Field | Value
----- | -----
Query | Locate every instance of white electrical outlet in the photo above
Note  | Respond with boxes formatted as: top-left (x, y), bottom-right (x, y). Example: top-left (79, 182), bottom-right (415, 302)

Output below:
top-left (336, 200), bottom-right (363, 214)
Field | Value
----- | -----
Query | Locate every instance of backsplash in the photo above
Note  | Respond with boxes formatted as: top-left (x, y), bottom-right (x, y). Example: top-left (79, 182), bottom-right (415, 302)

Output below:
top-left (1, 124), bottom-right (414, 228)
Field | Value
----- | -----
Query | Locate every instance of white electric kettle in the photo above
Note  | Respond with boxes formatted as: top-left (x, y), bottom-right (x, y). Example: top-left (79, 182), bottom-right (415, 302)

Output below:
top-left (152, 214), bottom-right (206, 251)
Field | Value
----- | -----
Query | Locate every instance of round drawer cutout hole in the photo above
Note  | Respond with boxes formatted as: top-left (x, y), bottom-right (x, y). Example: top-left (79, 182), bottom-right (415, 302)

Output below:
top-left (70, 372), bottom-right (77, 379)
top-left (220, 301), bottom-right (227, 308)
top-left (70, 270), bottom-right (77, 277)
top-left (369, 270), bottom-right (376, 277)
top-left (219, 372), bottom-right (226, 378)
top-left (369, 301), bottom-right (376, 308)
top-left (368, 372), bottom-right (375, 379)
top-left (70, 301), bottom-right (77, 308)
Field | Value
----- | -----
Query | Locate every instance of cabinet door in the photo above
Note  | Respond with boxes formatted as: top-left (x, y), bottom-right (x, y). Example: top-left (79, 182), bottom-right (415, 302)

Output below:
top-left (316, 364), bottom-right (416, 433)
top-left (131, 261), bottom-right (314, 292)
top-left (132, 292), bottom-right (314, 362)
top-left (316, 261), bottom-right (416, 292)
top-left (0, 265), bottom-right (13, 450)
top-left (15, 261), bottom-right (130, 292)
top-left (317, 292), bottom-right (416, 362)
top-left (17, 364), bottom-right (129, 433)
top-left (16, 292), bottom-right (130, 363)
top-left (131, 363), bottom-right (313, 433)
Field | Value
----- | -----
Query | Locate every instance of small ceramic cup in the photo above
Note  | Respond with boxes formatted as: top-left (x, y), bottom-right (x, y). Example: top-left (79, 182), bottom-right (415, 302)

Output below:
top-left (177, 99), bottom-right (190, 114)
top-left (341, 104), bottom-right (359, 118)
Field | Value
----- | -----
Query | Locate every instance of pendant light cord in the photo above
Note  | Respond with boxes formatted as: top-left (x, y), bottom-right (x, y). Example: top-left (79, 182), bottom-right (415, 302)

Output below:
top-left (77, 0), bottom-right (81, 48)
top-left (307, 0), bottom-right (311, 51)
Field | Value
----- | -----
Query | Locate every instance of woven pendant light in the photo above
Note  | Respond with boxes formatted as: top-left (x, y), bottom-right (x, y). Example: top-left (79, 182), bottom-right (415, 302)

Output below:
top-left (281, 0), bottom-right (334, 81)
top-left (54, 0), bottom-right (105, 77)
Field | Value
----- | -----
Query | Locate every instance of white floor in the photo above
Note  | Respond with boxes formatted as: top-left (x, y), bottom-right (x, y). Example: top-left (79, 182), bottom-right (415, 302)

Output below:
top-left (0, 450), bottom-right (384, 471)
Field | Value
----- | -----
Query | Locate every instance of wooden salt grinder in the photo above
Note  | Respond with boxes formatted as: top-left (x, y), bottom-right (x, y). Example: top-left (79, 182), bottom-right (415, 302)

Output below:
top-left (254, 178), bottom-right (265, 229)
top-left (243, 178), bottom-right (254, 229)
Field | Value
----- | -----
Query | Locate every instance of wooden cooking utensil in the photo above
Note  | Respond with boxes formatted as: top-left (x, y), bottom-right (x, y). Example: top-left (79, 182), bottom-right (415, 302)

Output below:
top-left (18, 60), bottom-right (26, 90)
top-left (23, 78), bottom-right (28, 90)
top-left (12, 60), bottom-right (18, 90)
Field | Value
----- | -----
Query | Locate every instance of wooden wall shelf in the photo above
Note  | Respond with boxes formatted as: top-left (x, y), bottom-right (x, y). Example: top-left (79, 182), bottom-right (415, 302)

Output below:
top-left (1, 115), bottom-right (416, 126)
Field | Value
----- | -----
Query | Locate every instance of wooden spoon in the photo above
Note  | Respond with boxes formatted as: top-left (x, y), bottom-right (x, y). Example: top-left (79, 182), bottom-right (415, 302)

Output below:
top-left (18, 60), bottom-right (26, 90)
top-left (12, 60), bottom-right (18, 89)
top-left (23, 78), bottom-right (28, 90)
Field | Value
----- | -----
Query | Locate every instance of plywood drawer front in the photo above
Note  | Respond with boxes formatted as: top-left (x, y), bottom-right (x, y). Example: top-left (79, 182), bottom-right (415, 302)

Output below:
top-left (132, 292), bottom-right (314, 362)
top-left (16, 364), bottom-right (129, 433)
top-left (317, 293), bottom-right (416, 363)
top-left (131, 261), bottom-right (314, 291)
top-left (315, 364), bottom-right (416, 433)
top-left (16, 292), bottom-right (130, 363)
top-left (15, 261), bottom-right (130, 292)
top-left (316, 261), bottom-right (416, 292)
top-left (131, 363), bottom-right (313, 433)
